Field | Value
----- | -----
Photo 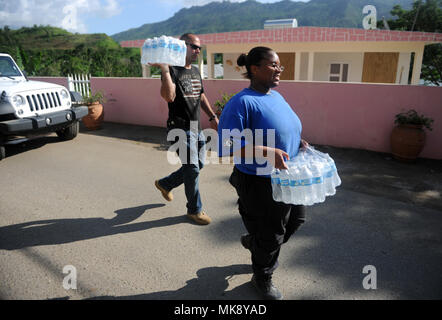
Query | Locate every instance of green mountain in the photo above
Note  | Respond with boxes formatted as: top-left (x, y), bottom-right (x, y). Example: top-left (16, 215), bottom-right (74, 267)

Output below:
top-left (0, 26), bottom-right (141, 77)
top-left (0, 25), bottom-right (120, 50)
top-left (112, 0), bottom-right (414, 42)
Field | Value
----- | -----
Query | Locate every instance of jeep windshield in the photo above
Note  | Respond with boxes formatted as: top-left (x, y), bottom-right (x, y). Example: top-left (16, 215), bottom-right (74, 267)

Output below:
top-left (0, 56), bottom-right (23, 77)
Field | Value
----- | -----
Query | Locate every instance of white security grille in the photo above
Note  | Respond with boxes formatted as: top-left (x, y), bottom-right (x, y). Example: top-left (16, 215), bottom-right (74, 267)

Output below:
top-left (26, 91), bottom-right (61, 112)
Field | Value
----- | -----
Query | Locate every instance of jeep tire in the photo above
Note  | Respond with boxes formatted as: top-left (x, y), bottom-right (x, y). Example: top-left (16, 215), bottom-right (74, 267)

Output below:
top-left (56, 121), bottom-right (79, 141)
top-left (0, 145), bottom-right (5, 161)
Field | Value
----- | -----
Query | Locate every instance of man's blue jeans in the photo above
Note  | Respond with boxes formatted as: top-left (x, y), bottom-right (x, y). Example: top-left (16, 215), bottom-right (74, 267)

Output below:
top-left (158, 130), bottom-right (206, 214)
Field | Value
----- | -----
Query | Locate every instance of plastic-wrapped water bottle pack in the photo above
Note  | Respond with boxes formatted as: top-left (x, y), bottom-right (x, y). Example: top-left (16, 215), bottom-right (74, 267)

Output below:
top-left (271, 146), bottom-right (341, 206)
top-left (141, 35), bottom-right (187, 67)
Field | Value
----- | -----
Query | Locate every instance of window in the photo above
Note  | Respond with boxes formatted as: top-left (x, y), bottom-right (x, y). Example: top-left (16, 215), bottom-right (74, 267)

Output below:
top-left (329, 63), bottom-right (349, 82)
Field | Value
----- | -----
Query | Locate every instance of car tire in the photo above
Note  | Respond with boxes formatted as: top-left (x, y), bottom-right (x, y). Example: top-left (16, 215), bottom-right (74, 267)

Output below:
top-left (0, 145), bottom-right (5, 161)
top-left (56, 121), bottom-right (79, 141)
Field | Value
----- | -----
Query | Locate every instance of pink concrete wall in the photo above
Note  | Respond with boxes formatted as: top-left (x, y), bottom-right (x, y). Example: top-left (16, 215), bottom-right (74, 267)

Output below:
top-left (31, 77), bottom-right (442, 159)
top-left (91, 78), bottom-right (248, 131)
top-left (203, 80), bottom-right (442, 159)
top-left (274, 82), bottom-right (442, 159)
top-left (91, 77), bottom-right (167, 128)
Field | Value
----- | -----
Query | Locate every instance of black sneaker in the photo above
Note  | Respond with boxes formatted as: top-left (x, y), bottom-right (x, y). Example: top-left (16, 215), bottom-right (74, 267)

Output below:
top-left (251, 275), bottom-right (283, 300)
top-left (240, 234), bottom-right (252, 250)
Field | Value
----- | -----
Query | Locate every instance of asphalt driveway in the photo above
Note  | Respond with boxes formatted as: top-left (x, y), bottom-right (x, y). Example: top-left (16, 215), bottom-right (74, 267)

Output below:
top-left (0, 122), bottom-right (441, 300)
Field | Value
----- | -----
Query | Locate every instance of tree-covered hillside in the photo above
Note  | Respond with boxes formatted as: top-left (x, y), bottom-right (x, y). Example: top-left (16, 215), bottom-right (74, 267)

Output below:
top-left (112, 0), bottom-right (413, 41)
top-left (0, 26), bottom-right (141, 77)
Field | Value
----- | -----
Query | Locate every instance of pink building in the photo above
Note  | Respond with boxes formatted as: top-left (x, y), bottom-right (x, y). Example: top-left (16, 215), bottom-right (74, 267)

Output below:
top-left (32, 27), bottom-right (442, 160)
top-left (121, 26), bottom-right (442, 85)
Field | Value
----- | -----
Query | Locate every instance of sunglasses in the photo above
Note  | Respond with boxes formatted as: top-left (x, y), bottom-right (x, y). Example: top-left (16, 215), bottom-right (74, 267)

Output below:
top-left (263, 63), bottom-right (285, 72)
top-left (186, 43), bottom-right (202, 51)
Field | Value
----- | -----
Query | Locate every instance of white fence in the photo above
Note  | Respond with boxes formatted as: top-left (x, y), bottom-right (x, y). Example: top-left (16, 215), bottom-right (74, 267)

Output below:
top-left (68, 74), bottom-right (91, 98)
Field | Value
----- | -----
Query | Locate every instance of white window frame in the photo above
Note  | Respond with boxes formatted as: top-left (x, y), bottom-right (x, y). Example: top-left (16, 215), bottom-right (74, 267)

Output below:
top-left (329, 62), bottom-right (350, 82)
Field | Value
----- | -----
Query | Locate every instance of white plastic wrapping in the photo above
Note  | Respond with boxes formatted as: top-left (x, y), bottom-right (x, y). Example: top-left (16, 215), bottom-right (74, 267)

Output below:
top-left (271, 146), bottom-right (341, 206)
top-left (141, 35), bottom-right (187, 67)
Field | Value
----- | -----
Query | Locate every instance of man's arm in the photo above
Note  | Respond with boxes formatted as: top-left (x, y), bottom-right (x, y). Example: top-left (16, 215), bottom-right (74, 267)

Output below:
top-left (150, 63), bottom-right (176, 102)
top-left (200, 93), bottom-right (218, 129)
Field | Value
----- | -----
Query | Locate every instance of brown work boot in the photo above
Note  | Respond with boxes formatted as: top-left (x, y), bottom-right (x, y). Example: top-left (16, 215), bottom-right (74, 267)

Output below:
top-left (154, 180), bottom-right (173, 202)
top-left (187, 212), bottom-right (212, 225)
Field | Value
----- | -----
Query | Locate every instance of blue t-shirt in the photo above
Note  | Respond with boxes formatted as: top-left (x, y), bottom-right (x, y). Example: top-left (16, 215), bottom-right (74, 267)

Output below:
top-left (218, 88), bottom-right (302, 177)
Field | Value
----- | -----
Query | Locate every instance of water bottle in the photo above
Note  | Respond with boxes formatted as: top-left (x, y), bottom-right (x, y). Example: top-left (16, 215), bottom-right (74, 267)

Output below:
top-left (274, 169), bottom-right (285, 203)
top-left (141, 36), bottom-right (187, 66)
top-left (149, 37), bottom-right (156, 63)
top-left (271, 147), bottom-right (341, 205)
top-left (156, 37), bottom-right (162, 62)
top-left (157, 36), bottom-right (164, 63)
top-left (296, 164), bottom-right (310, 205)
top-left (141, 39), bottom-right (151, 65)
top-left (175, 38), bottom-right (183, 66)
top-left (169, 37), bottom-right (176, 64)
top-left (180, 43), bottom-right (186, 66)
top-left (271, 170), bottom-right (283, 203)
top-left (329, 159), bottom-right (341, 189)
top-left (284, 160), bottom-right (298, 205)
top-left (311, 161), bottom-right (325, 203)
top-left (320, 160), bottom-right (328, 201)
top-left (309, 147), bottom-right (334, 199)
top-left (323, 162), bottom-right (335, 196)
top-left (307, 162), bottom-right (317, 204)
top-left (174, 39), bottom-right (186, 67)
top-left (280, 170), bottom-right (291, 204)
top-left (141, 41), bottom-right (146, 64)
top-left (296, 154), bottom-right (312, 205)
top-left (291, 166), bottom-right (304, 204)
top-left (287, 165), bottom-right (295, 204)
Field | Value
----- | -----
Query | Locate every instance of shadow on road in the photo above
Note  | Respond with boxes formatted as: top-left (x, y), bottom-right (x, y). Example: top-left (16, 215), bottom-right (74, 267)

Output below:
top-left (0, 203), bottom-right (186, 250)
top-left (2, 135), bottom-right (62, 160)
top-left (85, 264), bottom-right (257, 300)
top-left (79, 122), bottom-right (169, 149)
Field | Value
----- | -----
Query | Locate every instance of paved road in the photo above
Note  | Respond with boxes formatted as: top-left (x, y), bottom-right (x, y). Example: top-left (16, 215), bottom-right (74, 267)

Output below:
top-left (1, 123), bottom-right (441, 300)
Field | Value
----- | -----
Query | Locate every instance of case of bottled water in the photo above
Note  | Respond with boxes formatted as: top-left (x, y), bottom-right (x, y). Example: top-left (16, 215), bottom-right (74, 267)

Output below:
top-left (271, 146), bottom-right (341, 206)
top-left (141, 35), bottom-right (187, 67)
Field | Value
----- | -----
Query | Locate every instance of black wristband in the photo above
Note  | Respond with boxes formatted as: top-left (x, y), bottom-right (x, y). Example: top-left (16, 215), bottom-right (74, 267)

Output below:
top-left (209, 115), bottom-right (217, 122)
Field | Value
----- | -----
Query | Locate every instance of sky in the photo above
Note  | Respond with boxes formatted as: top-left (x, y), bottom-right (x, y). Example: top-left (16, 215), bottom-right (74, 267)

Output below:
top-left (0, 0), bottom-right (310, 36)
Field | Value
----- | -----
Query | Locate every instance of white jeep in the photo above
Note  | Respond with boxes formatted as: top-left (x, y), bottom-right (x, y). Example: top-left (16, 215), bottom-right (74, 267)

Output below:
top-left (0, 53), bottom-right (88, 160)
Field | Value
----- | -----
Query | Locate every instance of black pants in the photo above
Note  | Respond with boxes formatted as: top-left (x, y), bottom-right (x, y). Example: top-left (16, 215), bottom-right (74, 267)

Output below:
top-left (230, 167), bottom-right (306, 279)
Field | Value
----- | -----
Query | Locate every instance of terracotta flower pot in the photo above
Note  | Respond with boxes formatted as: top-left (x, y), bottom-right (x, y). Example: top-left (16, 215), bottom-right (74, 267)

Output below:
top-left (82, 102), bottom-right (104, 130)
top-left (390, 124), bottom-right (426, 162)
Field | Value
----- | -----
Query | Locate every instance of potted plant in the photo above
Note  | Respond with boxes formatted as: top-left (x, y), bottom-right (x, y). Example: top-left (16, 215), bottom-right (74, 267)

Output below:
top-left (214, 92), bottom-right (236, 117)
top-left (82, 90), bottom-right (106, 130)
top-left (390, 109), bottom-right (434, 162)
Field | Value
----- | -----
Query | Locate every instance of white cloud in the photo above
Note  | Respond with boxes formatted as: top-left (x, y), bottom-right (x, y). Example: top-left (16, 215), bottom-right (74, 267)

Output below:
top-left (0, 0), bottom-right (121, 33)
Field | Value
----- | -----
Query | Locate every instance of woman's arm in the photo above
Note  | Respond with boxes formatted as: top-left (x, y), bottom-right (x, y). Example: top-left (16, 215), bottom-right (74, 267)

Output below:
top-left (233, 145), bottom-right (289, 170)
top-left (300, 139), bottom-right (309, 150)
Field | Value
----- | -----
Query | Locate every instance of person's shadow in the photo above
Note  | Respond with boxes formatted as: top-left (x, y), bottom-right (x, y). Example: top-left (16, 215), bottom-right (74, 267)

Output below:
top-left (0, 203), bottom-right (187, 250)
top-left (85, 264), bottom-right (258, 300)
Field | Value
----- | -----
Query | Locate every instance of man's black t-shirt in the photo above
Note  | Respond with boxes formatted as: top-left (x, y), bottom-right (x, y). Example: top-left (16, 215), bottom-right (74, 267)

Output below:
top-left (166, 65), bottom-right (204, 130)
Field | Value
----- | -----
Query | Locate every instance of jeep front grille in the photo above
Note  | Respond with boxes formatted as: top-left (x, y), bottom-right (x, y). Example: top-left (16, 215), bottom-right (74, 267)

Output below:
top-left (26, 91), bottom-right (62, 112)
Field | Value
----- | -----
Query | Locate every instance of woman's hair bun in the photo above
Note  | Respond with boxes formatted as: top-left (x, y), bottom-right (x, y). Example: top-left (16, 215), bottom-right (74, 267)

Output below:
top-left (237, 54), bottom-right (247, 67)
